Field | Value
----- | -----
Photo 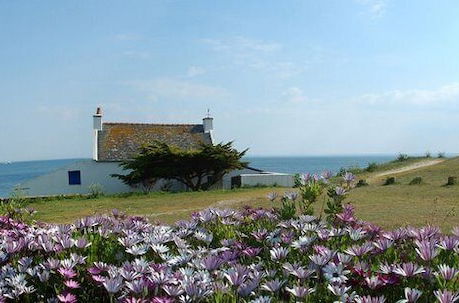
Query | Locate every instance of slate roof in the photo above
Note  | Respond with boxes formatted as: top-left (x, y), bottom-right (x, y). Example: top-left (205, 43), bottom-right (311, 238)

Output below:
top-left (97, 123), bottom-right (212, 161)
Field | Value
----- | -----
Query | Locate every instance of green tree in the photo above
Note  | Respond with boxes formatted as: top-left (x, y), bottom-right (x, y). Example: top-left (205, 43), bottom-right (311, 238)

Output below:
top-left (113, 141), bottom-right (248, 192)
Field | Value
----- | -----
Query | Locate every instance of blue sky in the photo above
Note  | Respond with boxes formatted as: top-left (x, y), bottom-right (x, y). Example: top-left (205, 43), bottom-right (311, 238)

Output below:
top-left (1, 1), bottom-right (459, 161)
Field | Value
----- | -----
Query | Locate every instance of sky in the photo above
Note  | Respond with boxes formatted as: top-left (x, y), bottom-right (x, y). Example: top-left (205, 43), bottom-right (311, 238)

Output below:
top-left (0, 0), bottom-right (459, 161)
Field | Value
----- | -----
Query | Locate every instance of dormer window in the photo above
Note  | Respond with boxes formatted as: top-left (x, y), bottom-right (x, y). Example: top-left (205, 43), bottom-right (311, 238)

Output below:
top-left (68, 170), bottom-right (81, 185)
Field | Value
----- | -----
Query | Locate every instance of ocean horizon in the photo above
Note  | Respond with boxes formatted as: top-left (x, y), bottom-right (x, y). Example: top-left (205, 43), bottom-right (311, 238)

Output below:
top-left (0, 155), bottom-right (404, 198)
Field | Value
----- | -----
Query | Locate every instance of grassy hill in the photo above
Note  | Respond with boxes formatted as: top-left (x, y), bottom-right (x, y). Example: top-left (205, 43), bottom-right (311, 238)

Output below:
top-left (348, 156), bottom-right (459, 230)
top-left (21, 156), bottom-right (459, 230)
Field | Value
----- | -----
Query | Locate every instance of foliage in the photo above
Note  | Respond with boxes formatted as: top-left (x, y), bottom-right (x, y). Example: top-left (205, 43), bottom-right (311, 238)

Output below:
top-left (396, 153), bottom-right (409, 162)
top-left (160, 181), bottom-right (174, 192)
top-left (270, 172), bottom-right (354, 221)
top-left (113, 141), bottom-right (248, 192)
top-left (384, 177), bottom-right (396, 186)
top-left (293, 174), bottom-right (302, 188)
top-left (0, 188), bottom-right (35, 223)
top-left (88, 183), bottom-right (104, 198)
top-left (3, 198), bottom-right (459, 302)
top-left (409, 177), bottom-right (423, 185)
top-left (425, 151), bottom-right (432, 158)
top-left (356, 179), bottom-right (369, 187)
top-left (438, 152), bottom-right (446, 158)
top-left (446, 176), bottom-right (457, 186)
top-left (337, 167), bottom-right (363, 177)
top-left (365, 162), bottom-right (378, 172)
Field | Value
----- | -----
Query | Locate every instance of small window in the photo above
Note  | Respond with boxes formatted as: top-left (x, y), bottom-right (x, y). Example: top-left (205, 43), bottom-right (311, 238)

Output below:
top-left (68, 170), bottom-right (81, 185)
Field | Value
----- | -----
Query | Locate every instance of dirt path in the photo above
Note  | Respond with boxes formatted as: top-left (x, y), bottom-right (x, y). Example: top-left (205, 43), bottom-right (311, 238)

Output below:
top-left (369, 159), bottom-right (445, 181)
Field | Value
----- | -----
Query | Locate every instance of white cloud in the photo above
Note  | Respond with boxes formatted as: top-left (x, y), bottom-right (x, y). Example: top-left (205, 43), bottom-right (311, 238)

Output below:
top-left (355, 0), bottom-right (387, 18)
top-left (355, 83), bottom-right (459, 107)
top-left (128, 78), bottom-right (227, 101)
top-left (283, 87), bottom-right (308, 104)
top-left (201, 36), bottom-right (308, 78)
top-left (187, 66), bottom-right (206, 77)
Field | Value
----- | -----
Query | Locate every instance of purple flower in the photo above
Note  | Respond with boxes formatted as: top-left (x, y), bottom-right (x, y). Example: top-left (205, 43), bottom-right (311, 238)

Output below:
top-left (201, 255), bottom-right (223, 271)
top-left (123, 297), bottom-right (146, 303)
top-left (261, 279), bottom-right (284, 293)
top-left (344, 242), bottom-right (374, 257)
top-left (335, 187), bottom-right (347, 196)
top-left (266, 192), bottom-right (278, 201)
top-left (355, 295), bottom-right (386, 303)
top-left (364, 276), bottom-right (385, 290)
top-left (415, 239), bottom-right (439, 261)
top-left (436, 264), bottom-right (459, 281)
top-left (434, 290), bottom-right (459, 303)
top-left (225, 265), bottom-right (249, 287)
top-left (58, 268), bottom-right (77, 279)
top-left (398, 288), bottom-right (422, 303)
top-left (242, 247), bottom-right (262, 257)
top-left (57, 292), bottom-right (77, 303)
top-left (438, 236), bottom-right (459, 251)
top-left (151, 297), bottom-right (174, 303)
top-left (285, 286), bottom-right (315, 298)
top-left (283, 191), bottom-right (298, 201)
top-left (238, 278), bottom-right (259, 297)
top-left (74, 238), bottom-right (91, 249)
top-left (162, 285), bottom-right (184, 297)
top-left (321, 171), bottom-right (333, 180)
top-left (270, 247), bottom-right (289, 261)
top-left (373, 238), bottom-right (394, 252)
top-left (103, 277), bottom-right (123, 294)
top-left (251, 229), bottom-right (268, 242)
top-left (323, 263), bottom-right (350, 284)
top-left (393, 263), bottom-right (425, 277)
top-left (343, 172), bottom-right (356, 184)
top-left (64, 280), bottom-right (80, 289)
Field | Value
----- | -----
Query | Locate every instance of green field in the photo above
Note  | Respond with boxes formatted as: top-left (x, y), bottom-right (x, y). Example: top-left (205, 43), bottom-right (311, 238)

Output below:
top-left (25, 156), bottom-right (459, 230)
top-left (349, 157), bottom-right (459, 230)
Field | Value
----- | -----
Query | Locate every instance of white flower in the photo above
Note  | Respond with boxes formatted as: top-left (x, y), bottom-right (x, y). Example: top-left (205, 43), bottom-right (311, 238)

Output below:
top-left (323, 263), bottom-right (350, 284)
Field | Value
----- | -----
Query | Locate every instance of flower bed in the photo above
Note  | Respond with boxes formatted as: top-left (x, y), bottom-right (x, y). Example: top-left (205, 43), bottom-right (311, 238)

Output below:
top-left (1, 202), bottom-right (459, 303)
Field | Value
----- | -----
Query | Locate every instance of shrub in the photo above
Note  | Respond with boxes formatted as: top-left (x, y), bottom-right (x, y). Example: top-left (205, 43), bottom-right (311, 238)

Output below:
top-left (365, 162), bottom-right (378, 172)
top-left (396, 153), bottom-right (409, 162)
top-left (425, 151), bottom-right (431, 158)
top-left (409, 176), bottom-right (423, 185)
top-left (384, 176), bottom-right (396, 185)
top-left (337, 167), bottom-right (363, 176)
top-left (446, 176), bottom-right (457, 186)
top-left (293, 173), bottom-right (302, 188)
top-left (88, 183), bottom-right (104, 198)
top-left (356, 179), bottom-right (369, 187)
top-left (438, 152), bottom-right (446, 158)
top-left (160, 181), bottom-right (174, 192)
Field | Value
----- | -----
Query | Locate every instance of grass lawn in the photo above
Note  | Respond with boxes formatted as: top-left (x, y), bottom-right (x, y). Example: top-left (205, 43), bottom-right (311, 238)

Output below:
top-left (348, 157), bottom-right (459, 230)
top-left (28, 187), bottom-right (284, 224)
top-left (26, 156), bottom-right (459, 231)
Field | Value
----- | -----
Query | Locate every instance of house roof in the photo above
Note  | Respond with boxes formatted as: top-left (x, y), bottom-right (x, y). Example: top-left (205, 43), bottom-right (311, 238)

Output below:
top-left (97, 123), bottom-right (212, 161)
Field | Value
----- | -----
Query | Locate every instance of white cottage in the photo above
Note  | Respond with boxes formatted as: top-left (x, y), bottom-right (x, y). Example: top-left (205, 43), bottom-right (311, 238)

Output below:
top-left (20, 108), bottom-right (293, 196)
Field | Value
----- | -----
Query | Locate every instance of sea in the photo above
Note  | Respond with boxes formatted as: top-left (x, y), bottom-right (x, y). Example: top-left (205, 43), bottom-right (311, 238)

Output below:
top-left (0, 155), bottom-right (396, 198)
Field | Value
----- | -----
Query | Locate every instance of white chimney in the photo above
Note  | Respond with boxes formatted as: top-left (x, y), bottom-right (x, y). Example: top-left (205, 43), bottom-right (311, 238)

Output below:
top-left (93, 107), bottom-right (102, 160)
top-left (93, 107), bottom-right (103, 131)
top-left (203, 109), bottom-right (213, 133)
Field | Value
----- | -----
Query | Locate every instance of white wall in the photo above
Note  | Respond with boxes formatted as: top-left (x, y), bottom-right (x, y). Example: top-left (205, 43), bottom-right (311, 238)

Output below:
top-left (219, 169), bottom-right (294, 189)
top-left (240, 173), bottom-right (294, 187)
top-left (19, 160), bottom-right (185, 196)
top-left (20, 160), bottom-right (293, 196)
